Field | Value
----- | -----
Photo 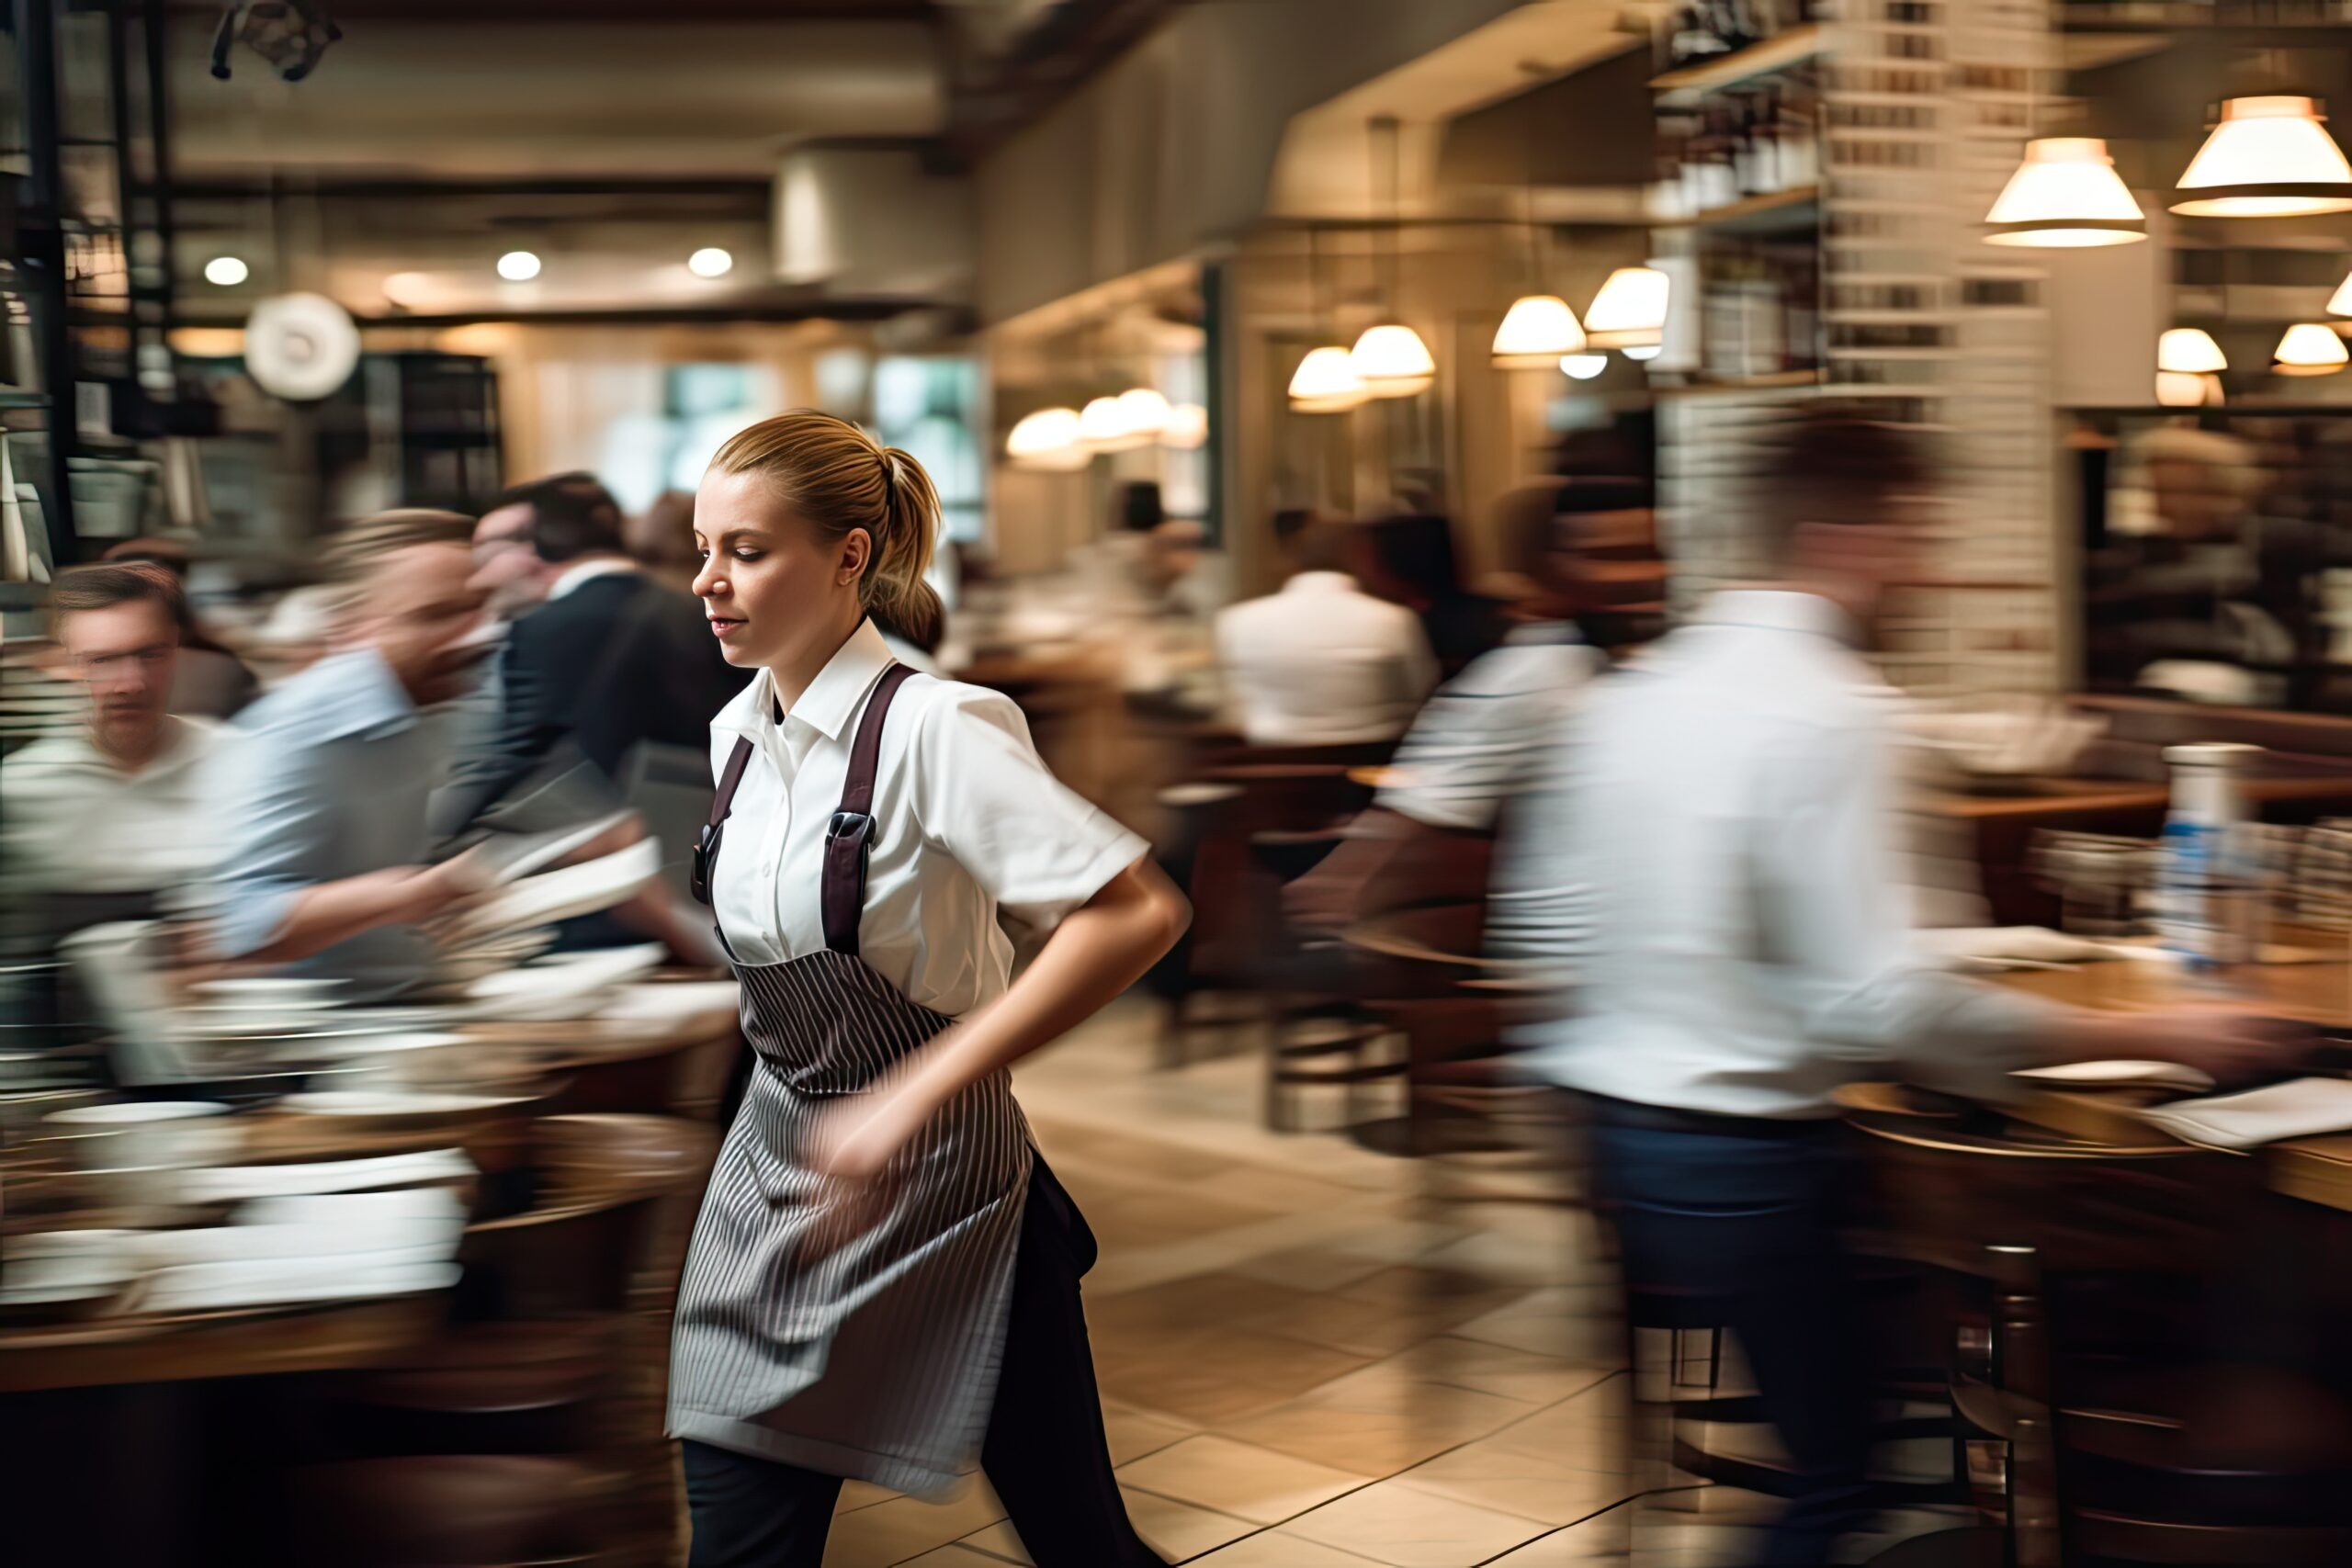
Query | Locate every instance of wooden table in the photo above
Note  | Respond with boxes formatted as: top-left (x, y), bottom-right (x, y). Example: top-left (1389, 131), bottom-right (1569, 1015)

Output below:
top-left (1945, 956), bottom-right (2352, 1211)
top-left (0, 1291), bottom-right (445, 1394)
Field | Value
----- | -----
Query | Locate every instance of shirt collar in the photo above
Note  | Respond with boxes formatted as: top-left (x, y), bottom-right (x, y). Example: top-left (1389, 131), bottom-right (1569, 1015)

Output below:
top-left (1505, 619), bottom-right (1583, 648)
top-left (1283, 570), bottom-right (1359, 596)
top-left (548, 556), bottom-right (639, 602)
top-left (1694, 589), bottom-right (1855, 644)
top-left (711, 618), bottom-right (897, 746)
top-left (311, 645), bottom-right (420, 740)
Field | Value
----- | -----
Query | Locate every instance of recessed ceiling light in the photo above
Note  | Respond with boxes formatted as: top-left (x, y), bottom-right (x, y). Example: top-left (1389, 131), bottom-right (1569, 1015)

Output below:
top-left (203, 255), bottom-right (248, 287)
top-left (687, 247), bottom-right (734, 279)
top-left (496, 250), bottom-right (542, 282)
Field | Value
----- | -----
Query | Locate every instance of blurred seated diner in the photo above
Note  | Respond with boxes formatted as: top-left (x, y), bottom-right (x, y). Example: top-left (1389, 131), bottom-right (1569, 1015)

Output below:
top-left (1213, 516), bottom-right (1438, 750)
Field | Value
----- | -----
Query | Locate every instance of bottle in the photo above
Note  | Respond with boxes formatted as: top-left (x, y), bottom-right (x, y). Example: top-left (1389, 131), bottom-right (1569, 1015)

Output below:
top-left (2155, 742), bottom-right (2264, 981)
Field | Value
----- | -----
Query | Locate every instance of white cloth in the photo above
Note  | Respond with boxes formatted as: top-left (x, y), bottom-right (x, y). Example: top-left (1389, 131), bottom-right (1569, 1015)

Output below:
top-left (1214, 571), bottom-right (1438, 746)
top-left (546, 556), bottom-right (639, 602)
top-left (707, 619), bottom-right (1147, 1016)
top-left (1, 716), bottom-right (233, 896)
top-left (1492, 590), bottom-right (2064, 1119)
top-left (1376, 623), bottom-right (1601, 831)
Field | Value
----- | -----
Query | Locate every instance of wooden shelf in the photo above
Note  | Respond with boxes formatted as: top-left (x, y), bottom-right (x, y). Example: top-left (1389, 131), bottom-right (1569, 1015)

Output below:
top-left (1661, 185), bottom-right (1821, 237)
top-left (1652, 25), bottom-right (1825, 99)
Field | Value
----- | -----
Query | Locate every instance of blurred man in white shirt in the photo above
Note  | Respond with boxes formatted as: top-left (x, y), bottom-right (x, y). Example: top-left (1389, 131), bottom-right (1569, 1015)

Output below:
top-left (1496, 411), bottom-right (2301, 1566)
top-left (3, 563), bottom-right (234, 953)
top-left (1215, 519), bottom-right (1437, 748)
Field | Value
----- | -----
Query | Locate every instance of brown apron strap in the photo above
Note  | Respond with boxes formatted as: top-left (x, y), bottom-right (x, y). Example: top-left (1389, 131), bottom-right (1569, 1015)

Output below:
top-left (689, 736), bottom-right (757, 907)
top-left (821, 662), bottom-right (917, 956)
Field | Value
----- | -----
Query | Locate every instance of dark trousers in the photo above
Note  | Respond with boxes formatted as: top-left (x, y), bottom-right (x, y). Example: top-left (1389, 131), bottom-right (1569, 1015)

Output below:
top-left (682, 1170), bottom-right (1164, 1568)
top-left (1587, 1100), bottom-right (1872, 1568)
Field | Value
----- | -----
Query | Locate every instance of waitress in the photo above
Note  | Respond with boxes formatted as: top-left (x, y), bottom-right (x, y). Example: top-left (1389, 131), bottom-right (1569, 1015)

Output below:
top-left (668, 410), bottom-right (1187, 1567)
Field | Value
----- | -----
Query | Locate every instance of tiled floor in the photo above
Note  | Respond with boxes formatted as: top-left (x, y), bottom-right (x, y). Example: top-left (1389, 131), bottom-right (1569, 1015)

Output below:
top-left (816, 1003), bottom-right (1951, 1567)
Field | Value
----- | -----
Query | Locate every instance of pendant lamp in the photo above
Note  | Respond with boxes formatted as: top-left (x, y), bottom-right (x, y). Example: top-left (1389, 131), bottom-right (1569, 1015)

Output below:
top-left (1351, 322), bottom-right (1437, 396)
top-left (2157, 328), bottom-right (2227, 374)
top-left (1288, 345), bottom-right (1366, 412)
top-left (1560, 353), bottom-right (1607, 381)
top-left (1352, 117), bottom-right (1434, 399)
top-left (1079, 394), bottom-right (1150, 452)
top-left (1005, 407), bottom-right (1088, 471)
top-left (1493, 295), bottom-right (1587, 367)
top-left (2329, 267), bottom-right (2352, 317)
top-left (1117, 387), bottom-right (1172, 438)
top-left (2173, 96), bottom-right (2352, 218)
top-left (1585, 266), bottom-right (1670, 351)
top-left (1160, 402), bottom-right (1208, 449)
top-left (2155, 371), bottom-right (2222, 408)
top-left (1983, 138), bottom-right (2146, 247)
top-left (2274, 321), bottom-right (2348, 376)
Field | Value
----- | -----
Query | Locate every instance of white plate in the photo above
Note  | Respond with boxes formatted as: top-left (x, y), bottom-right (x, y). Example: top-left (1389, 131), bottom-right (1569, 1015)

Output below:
top-left (191, 977), bottom-right (347, 1006)
top-left (240, 1185), bottom-right (469, 1227)
top-left (462, 943), bottom-right (664, 1021)
top-left (131, 1252), bottom-right (460, 1314)
top-left (135, 1222), bottom-right (462, 1269)
top-left (277, 1090), bottom-right (509, 1118)
top-left (441, 840), bottom-right (662, 946)
top-left (2013, 1059), bottom-right (2217, 1093)
top-left (181, 1148), bottom-right (476, 1204)
top-left (0, 1253), bottom-right (138, 1309)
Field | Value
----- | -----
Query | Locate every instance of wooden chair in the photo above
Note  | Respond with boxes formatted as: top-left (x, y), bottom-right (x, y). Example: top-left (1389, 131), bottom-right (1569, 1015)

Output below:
top-left (285, 1454), bottom-right (610, 1567)
top-left (1847, 1098), bottom-right (2352, 1566)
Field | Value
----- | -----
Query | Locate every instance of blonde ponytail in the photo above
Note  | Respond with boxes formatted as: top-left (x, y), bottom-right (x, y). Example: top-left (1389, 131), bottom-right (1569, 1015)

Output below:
top-left (871, 447), bottom-right (946, 650)
top-left (707, 412), bottom-right (944, 650)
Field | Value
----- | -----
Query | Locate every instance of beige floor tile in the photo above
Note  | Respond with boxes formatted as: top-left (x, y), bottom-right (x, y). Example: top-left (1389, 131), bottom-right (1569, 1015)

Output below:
top-left (1394, 1436), bottom-right (1640, 1525)
top-left (1116, 1433), bottom-right (1372, 1525)
top-left (1189, 1164), bottom-right (1370, 1213)
top-left (1124, 1486), bottom-right (1258, 1561)
top-left (1096, 1325), bottom-right (1374, 1426)
top-left (1383, 1337), bottom-right (1620, 1406)
top-left (1449, 1289), bottom-right (1627, 1363)
top-left (1220, 1371), bottom-right (1540, 1475)
top-left (895, 1549), bottom-right (1014, 1568)
top-left (1102, 1401), bottom-right (1200, 1466)
top-left (1085, 1188), bottom-right (1292, 1247)
top-left (818, 1486), bottom-right (1004, 1568)
top-left (1190, 1531), bottom-right (1392, 1566)
top-left (1089, 1270), bottom-right (1329, 1339)
top-left (955, 1520), bottom-right (1030, 1563)
top-left (1485, 1513), bottom-right (1628, 1564)
top-left (1252, 1287), bottom-right (1505, 1359)
top-left (1284, 1476), bottom-right (1549, 1568)
top-left (1227, 1244), bottom-right (1399, 1293)
top-left (834, 1478), bottom-right (899, 1514)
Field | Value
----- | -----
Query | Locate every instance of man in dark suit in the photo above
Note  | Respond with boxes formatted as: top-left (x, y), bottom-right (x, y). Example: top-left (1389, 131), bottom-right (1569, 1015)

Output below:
top-left (442, 472), bottom-right (743, 830)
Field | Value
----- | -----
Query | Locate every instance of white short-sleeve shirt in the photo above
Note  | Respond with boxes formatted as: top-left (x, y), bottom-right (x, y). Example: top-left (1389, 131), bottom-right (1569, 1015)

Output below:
top-left (707, 619), bottom-right (1148, 1017)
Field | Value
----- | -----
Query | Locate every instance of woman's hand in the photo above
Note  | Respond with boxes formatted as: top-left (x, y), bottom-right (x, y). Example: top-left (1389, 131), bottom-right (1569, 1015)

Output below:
top-left (807, 1082), bottom-right (933, 1185)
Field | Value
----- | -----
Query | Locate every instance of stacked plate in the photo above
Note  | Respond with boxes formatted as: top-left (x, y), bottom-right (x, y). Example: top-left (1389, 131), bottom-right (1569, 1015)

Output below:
top-left (437, 926), bottom-right (558, 987)
top-left (181, 976), bottom-right (352, 1042)
top-left (459, 942), bottom-right (665, 1023)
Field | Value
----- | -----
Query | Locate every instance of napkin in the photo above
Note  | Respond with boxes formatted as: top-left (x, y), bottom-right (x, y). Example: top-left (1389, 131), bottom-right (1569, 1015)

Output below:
top-left (2139, 1078), bottom-right (2352, 1150)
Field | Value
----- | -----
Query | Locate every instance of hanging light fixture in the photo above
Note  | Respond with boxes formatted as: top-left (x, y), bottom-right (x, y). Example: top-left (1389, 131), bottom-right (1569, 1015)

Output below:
top-left (1983, 138), bottom-right (2146, 247)
top-left (1352, 116), bottom-right (1435, 399)
top-left (2173, 96), bottom-right (2352, 218)
top-left (2157, 327), bottom-right (2228, 374)
top-left (1117, 387), bottom-right (1172, 439)
top-left (1493, 296), bottom-right (1588, 367)
top-left (1585, 266), bottom-right (1670, 351)
top-left (1351, 322), bottom-right (1436, 395)
top-left (2329, 267), bottom-right (2352, 317)
top-left (1080, 394), bottom-right (1152, 451)
top-left (1160, 402), bottom-right (1208, 449)
top-left (1289, 226), bottom-right (1367, 412)
top-left (2154, 371), bottom-right (2223, 407)
top-left (1005, 407), bottom-right (1088, 471)
top-left (1492, 75), bottom-right (1586, 369)
top-left (2273, 321), bottom-right (2348, 376)
top-left (1560, 353), bottom-right (1607, 381)
top-left (1288, 345), bottom-right (1366, 412)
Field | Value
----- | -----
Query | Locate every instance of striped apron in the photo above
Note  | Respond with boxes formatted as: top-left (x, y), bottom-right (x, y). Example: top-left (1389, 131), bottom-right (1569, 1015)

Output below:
top-left (667, 665), bottom-right (1036, 1497)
